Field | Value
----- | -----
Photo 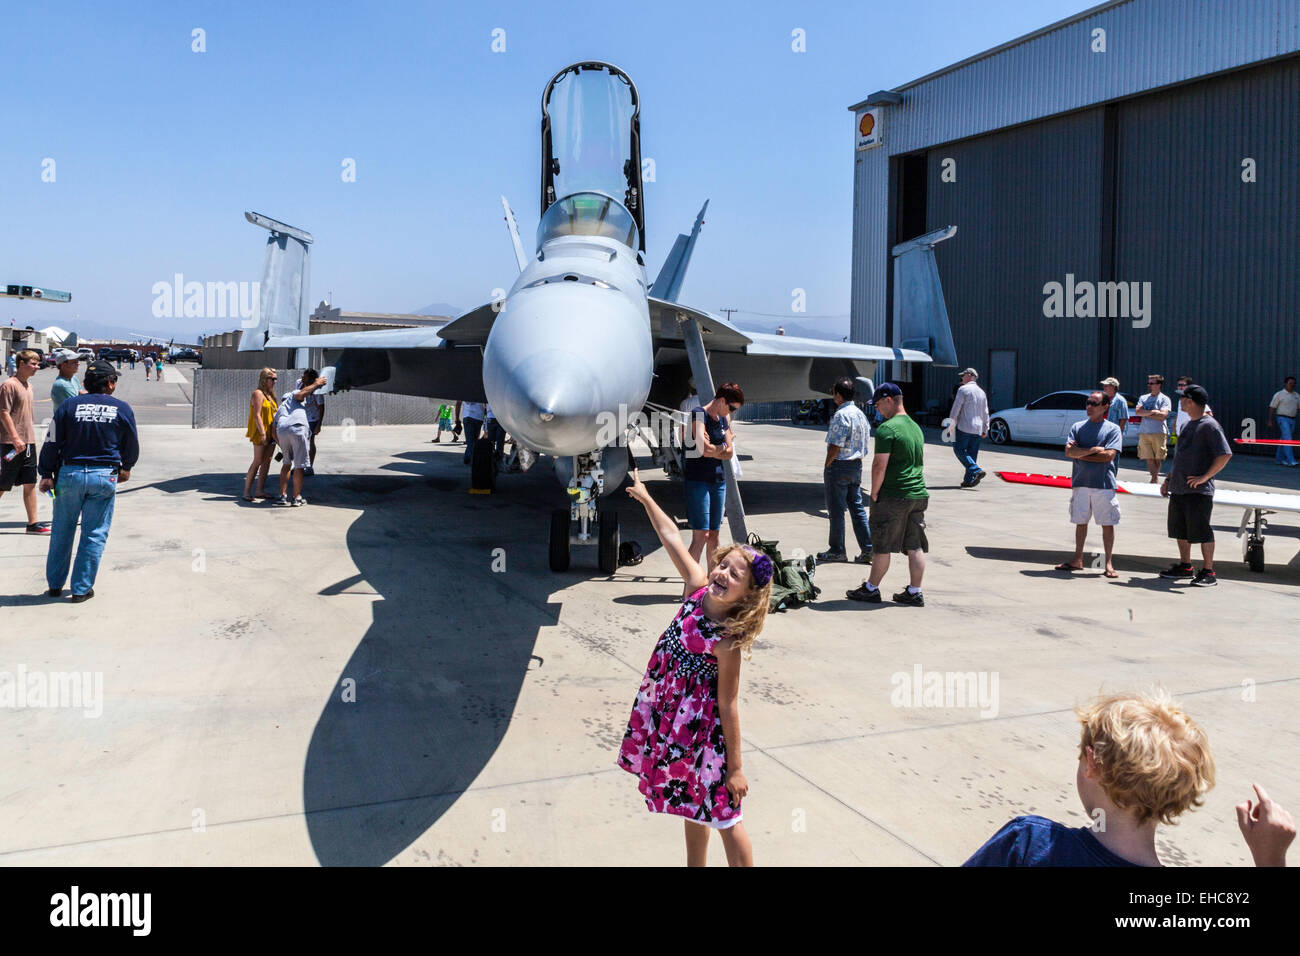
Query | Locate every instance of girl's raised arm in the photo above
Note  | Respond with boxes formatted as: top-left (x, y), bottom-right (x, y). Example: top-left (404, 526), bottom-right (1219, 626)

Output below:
top-left (625, 469), bottom-right (708, 596)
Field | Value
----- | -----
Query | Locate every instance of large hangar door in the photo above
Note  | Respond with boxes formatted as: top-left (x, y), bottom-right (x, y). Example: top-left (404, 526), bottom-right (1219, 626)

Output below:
top-left (922, 109), bottom-right (1106, 412)
top-left (1111, 57), bottom-right (1300, 439)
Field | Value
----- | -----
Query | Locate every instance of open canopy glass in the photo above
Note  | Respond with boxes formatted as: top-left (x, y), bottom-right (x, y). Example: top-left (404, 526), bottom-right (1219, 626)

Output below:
top-left (541, 62), bottom-right (644, 250)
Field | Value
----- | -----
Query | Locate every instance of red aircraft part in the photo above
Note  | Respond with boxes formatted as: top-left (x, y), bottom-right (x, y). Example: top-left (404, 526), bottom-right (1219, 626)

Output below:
top-left (1235, 438), bottom-right (1300, 446)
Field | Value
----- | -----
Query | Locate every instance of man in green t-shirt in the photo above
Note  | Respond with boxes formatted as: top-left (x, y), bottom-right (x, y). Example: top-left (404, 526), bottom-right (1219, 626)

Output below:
top-left (848, 382), bottom-right (930, 607)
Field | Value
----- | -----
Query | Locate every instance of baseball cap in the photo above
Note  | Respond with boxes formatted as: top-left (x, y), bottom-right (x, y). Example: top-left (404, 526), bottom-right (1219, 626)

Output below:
top-left (871, 382), bottom-right (903, 403)
top-left (84, 360), bottom-right (119, 390)
top-left (52, 348), bottom-right (78, 364)
top-left (1099, 376), bottom-right (1120, 388)
top-left (959, 368), bottom-right (978, 378)
top-left (1182, 384), bottom-right (1209, 407)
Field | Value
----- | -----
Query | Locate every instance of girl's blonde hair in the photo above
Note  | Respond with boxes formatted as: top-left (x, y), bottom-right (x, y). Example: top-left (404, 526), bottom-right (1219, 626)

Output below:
top-left (256, 367), bottom-right (278, 399)
top-left (709, 544), bottom-right (772, 658)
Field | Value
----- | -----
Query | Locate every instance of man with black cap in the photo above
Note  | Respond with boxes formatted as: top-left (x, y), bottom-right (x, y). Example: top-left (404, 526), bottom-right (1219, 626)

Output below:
top-left (38, 360), bottom-right (140, 602)
top-left (848, 383), bottom-right (930, 606)
top-left (1159, 384), bottom-right (1231, 587)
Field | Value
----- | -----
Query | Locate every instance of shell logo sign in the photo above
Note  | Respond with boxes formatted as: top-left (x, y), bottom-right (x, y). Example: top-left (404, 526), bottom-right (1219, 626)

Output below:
top-left (856, 107), bottom-right (883, 151)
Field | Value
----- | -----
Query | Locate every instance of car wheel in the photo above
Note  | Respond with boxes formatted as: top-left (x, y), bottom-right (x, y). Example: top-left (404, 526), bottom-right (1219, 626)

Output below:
top-left (988, 419), bottom-right (1011, 445)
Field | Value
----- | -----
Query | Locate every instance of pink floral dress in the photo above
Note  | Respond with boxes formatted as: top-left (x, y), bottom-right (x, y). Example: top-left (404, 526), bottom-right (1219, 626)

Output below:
top-left (617, 586), bottom-right (740, 828)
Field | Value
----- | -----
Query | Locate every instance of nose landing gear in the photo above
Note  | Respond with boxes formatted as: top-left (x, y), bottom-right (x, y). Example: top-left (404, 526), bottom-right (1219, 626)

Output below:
top-left (549, 452), bottom-right (620, 573)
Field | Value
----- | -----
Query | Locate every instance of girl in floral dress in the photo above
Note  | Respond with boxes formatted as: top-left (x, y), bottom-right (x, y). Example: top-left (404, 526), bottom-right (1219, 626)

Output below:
top-left (618, 469), bottom-right (773, 866)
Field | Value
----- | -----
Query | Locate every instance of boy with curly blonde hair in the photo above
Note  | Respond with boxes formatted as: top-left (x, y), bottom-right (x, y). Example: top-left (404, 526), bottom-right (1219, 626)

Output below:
top-left (965, 691), bottom-right (1216, 866)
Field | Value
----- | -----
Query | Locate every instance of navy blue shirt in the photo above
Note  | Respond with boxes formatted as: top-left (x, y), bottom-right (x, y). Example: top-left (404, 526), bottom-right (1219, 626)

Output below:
top-left (682, 405), bottom-right (729, 483)
top-left (39, 394), bottom-right (140, 476)
top-left (963, 815), bottom-right (1142, 867)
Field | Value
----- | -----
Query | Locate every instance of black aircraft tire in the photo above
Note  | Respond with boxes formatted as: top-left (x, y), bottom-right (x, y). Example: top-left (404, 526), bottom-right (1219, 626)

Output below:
top-left (550, 509), bottom-right (571, 572)
top-left (598, 510), bottom-right (620, 574)
top-left (471, 436), bottom-right (495, 491)
top-left (1246, 539), bottom-right (1265, 573)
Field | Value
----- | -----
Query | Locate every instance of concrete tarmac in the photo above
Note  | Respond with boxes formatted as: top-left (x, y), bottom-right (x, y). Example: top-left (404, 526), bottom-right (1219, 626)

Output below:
top-left (0, 414), bottom-right (1296, 866)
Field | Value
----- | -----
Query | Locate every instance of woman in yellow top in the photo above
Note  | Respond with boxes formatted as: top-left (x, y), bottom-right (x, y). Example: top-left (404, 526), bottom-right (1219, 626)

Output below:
top-left (242, 368), bottom-right (279, 501)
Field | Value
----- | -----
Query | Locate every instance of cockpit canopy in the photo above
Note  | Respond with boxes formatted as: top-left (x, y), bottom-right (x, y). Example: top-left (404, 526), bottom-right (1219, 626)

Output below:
top-left (541, 62), bottom-right (644, 251)
top-left (537, 191), bottom-right (640, 250)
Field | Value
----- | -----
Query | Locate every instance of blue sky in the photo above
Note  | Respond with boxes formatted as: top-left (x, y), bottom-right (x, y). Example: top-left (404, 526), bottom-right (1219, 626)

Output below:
top-left (1, 0), bottom-right (1090, 340)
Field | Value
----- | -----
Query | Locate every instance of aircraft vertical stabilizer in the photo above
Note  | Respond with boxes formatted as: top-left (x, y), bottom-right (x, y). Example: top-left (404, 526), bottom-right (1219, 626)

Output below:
top-left (238, 211), bottom-right (314, 353)
top-left (649, 200), bottom-right (708, 302)
top-left (892, 225), bottom-right (958, 366)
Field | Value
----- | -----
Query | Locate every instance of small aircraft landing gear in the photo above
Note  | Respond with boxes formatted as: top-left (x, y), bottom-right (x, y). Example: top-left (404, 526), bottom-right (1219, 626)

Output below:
top-left (1239, 507), bottom-right (1271, 573)
top-left (550, 452), bottom-right (618, 572)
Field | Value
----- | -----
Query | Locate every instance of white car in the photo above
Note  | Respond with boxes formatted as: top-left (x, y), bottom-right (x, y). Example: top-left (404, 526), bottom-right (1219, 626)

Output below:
top-left (987, 389), bottom-right (1140, 450)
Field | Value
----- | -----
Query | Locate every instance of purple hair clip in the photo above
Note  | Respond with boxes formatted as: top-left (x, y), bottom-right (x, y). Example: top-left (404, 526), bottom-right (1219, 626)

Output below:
top-left (746, 548), bottom-right (773, 587)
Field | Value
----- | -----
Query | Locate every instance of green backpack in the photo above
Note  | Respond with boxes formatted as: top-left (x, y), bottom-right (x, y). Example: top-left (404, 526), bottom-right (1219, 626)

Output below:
top-left (747, 533), bottom-right (820, 612)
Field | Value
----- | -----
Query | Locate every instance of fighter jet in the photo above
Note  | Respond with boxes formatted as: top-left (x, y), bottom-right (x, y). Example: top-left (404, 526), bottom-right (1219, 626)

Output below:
top-left (239, 61), bottom-right (958, 572)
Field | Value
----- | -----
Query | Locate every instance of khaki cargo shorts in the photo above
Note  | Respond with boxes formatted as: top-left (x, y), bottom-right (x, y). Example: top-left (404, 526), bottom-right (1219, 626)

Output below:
top-left (868, 496), bottom-right (929, 553)
top-left (1137, 433), bottom-right (1167, 461)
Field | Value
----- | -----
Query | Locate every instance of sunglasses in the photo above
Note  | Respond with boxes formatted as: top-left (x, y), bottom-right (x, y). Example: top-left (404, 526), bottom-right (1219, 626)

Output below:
top-left (1086, 399), bottom-right (1107, 407)
top-left (727, 403), bottom-right (739, 412)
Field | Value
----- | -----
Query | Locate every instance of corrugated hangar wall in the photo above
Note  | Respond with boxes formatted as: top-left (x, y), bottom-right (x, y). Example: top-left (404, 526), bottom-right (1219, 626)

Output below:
top-left (921, 109), bottom-right (1107, 414)
top-left (1111, 56), bottom-right (1300, 440)
top-left (918, 55), bottom-right (1300, 433)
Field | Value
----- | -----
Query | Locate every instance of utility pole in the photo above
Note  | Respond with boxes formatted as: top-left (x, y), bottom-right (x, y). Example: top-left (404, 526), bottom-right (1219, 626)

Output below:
top-left (719, 307), bottom-right (738, 322)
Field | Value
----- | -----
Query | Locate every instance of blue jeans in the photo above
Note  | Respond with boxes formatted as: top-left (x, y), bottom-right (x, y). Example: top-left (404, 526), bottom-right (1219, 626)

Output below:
top-left (462, 417), bottom-right (483, 464)
top-left (684, 479), bottom-right (725, 531)
top-left (824, 458), bottom-right (871, 554)
top-left (46, 465), bottom-right (118, 595)
top-left (954, 429), bottom-right (984, 483)
top-left (484, 420), bottom-right (506, 458)
top-left (1277, 416), bottom-right (1296, 465)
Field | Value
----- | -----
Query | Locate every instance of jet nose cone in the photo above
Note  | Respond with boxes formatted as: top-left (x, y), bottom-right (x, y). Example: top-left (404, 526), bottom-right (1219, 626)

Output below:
top-left (498, 351), bottom-right (603, 455)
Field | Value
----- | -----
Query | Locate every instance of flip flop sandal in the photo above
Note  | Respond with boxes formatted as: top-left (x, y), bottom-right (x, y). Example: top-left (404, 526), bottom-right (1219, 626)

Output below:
top-left (1103, 570), bottom-right (1120, 578)
top-left (1055, 562), bottom-right (1083, 571)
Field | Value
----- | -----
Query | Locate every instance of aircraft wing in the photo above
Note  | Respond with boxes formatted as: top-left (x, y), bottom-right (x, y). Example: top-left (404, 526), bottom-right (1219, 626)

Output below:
top-left (1116, 481), bottom-right (1300, 513)
top-left (253, 324), bottom-right (451, 350)
top-left (648, 298), bottom-right (930, 403)
top-left (998, 471), bottom-right (1300, 513)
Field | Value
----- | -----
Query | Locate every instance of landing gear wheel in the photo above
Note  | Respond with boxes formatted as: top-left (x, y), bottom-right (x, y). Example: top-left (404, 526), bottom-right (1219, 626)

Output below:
top-left (471, 436), bottom-right (495, 492)
top-left (1246, 539), bottom-right (1265, 573)
top-left (549, 509), bottom-right (571, 572)
top-left (988, 419), bottom-right (1010, 445)
top-left (598, 510), bottom-right (620, 574)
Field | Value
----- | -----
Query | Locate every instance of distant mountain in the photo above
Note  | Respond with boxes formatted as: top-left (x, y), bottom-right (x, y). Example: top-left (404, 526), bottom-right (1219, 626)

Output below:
top-left (733, 317), bottom-right (850, 342)
top-left (413, 302), bottom-right (461, 317)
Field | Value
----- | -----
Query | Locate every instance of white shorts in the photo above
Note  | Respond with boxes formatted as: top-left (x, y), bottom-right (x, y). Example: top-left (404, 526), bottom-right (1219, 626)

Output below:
top-left (279, 425), bottom-right (311, 470)
top-left (1070, 487), bottom-right (1121, 526)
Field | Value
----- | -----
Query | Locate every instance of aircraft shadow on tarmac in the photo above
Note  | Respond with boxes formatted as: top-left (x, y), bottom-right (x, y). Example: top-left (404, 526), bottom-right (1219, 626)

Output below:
top-left (141, 448), bottom-right (831, 865)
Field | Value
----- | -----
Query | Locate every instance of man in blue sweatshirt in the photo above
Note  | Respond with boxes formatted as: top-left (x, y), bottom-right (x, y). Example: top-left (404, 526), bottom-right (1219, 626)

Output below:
top-left (38, 361), bottom-right (140, 602)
